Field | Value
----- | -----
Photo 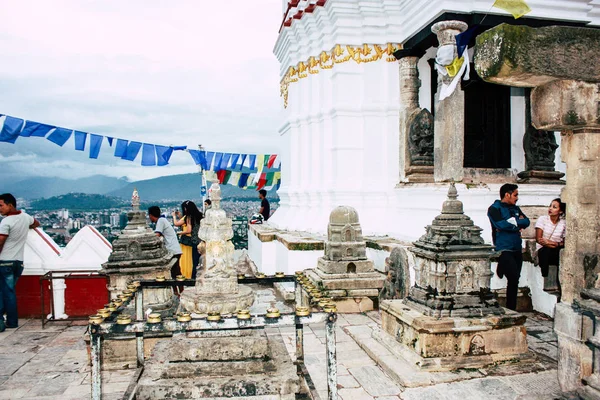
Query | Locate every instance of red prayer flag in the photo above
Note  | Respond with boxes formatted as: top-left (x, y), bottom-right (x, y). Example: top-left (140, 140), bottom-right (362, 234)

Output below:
top-left (256, 172), bottom-right (267, 190)
top-left (267, 154), bottom-right (277, 169)
top-left (217, 169), bottom-right (227, 183)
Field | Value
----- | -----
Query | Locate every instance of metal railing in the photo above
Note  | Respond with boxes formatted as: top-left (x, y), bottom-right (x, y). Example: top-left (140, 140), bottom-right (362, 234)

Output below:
top-left (40, 270), bottom-right (110, 329)
top-left (89, 274), bottom-right (337, 400)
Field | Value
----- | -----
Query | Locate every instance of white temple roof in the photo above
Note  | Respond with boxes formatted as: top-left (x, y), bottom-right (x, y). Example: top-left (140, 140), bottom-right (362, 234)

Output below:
top-left (60, 225), bottom-right (112, 271)
top-left (23, 225), bottom-right (112, 275)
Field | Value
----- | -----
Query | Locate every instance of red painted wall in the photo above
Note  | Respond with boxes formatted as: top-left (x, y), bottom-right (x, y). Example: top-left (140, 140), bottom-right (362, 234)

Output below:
top-left (17, 275), bottom-right (109, 318)
top-left (17, 275), bottom-right (49, 318)
top-left (64, 278), bottom-right (109, 316)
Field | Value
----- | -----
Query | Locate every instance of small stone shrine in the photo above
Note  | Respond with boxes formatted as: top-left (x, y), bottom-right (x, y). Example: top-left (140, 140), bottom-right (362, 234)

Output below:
top-left (136, 182), bottom-right (299, 399)
top-left (179, 182), bottom-right (254, 314)
top-left (305, 206), bottom-right (385, 312)
top-left (101, 188), bottom-right (175, 309)
top-left (380, 184), bottom-right (528, 370)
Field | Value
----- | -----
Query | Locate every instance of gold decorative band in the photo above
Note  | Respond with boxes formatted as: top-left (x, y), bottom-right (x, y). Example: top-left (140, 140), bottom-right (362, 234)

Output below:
top-left (280, 43), bottom-right (402, 108)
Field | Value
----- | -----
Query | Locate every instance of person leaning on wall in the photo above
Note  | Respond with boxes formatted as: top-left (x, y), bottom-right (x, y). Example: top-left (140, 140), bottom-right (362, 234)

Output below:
top-left (534, 198), bottom-right (566, 298)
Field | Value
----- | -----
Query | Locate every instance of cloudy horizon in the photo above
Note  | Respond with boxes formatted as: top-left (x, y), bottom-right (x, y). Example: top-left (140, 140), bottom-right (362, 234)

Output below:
top-left (0, 0), bottom-right (283, 184)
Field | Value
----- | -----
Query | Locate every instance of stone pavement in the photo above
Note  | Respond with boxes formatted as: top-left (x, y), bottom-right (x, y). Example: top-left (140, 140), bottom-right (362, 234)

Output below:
top-left (276, 311), bottom-right (561, 400)
top-left (0, 312), bottom-right (560, 400)
top-left (0, 319), bottom-right (134, 400)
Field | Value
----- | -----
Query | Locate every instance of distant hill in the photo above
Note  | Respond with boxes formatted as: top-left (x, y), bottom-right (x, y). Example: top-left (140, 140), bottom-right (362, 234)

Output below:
top-left (30, 193), bottom-right (128, 211)
top-left (8, 173), bottom-right (278, 202)
top-left (7, 175), bottom-right (130, 199)
top-left (108, 173), bottom-right (279, 202)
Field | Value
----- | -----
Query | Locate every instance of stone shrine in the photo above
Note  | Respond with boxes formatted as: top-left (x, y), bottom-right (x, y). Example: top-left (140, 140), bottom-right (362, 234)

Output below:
top-left (180, 182), bottom-right (254, 314)
top-left (101, 188), bottom-right (175, 310)
top-left (380, 184), bottom-right (528, 370)
top-left (305, 206), bottom-right (385, 312)
top-left (136, 182), bottom-right (299, 399)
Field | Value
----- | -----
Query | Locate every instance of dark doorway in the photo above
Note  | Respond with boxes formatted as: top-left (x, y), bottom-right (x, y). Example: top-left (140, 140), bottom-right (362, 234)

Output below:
top-left (463, 64), bottom-right (511, 168)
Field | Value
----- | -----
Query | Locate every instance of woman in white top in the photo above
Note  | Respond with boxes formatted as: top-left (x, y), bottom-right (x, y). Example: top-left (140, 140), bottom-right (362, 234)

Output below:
top-left (535, 198), bottom-right (566, 279)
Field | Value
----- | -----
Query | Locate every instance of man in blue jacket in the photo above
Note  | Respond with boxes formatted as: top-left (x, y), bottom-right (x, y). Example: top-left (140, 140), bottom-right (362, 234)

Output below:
top-left (487, 183), bottom-right (530, 311)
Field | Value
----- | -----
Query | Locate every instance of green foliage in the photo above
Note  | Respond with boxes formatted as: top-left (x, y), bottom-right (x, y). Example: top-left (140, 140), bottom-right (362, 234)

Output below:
top-left (30, 193), bottom-right (127, 211)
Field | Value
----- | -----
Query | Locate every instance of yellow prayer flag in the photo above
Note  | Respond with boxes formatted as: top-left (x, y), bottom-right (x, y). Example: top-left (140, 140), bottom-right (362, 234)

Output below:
top-left (229, 172), bottom-right (241, 186)
top-left (445, 56), bottom-right (464, 77)
top-left (256, 154), bottom-right (265, 173)
top-left (493, 0), bottom-right (531, 19)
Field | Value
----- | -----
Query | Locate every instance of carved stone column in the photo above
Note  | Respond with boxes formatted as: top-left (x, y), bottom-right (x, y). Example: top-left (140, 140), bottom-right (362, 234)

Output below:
top-left (432, 21), bottom-right (468, 183)
top-left (397, 52), bottom-right (434, 182)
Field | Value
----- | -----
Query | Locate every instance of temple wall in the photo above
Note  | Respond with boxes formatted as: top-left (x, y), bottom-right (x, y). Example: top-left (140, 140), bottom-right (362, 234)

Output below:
top-left (271, 0), bottom-right (583, 237)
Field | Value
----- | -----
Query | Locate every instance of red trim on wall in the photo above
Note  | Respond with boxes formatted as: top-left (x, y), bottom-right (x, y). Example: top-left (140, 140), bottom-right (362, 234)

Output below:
top-left (280, 0), bottom-right (326, 31)
top-left (33, 228), bottom-right (61, 255)
top-left (85, 225), bottom-right (112, 249)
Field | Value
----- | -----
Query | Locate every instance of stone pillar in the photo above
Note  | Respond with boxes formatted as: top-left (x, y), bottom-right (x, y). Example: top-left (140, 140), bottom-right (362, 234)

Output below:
top-left (557, 128), bottom-right (600, 304)
top-left (553, 127), bottom-right (599, 391)
top-left (398, 53), bottom-right (434, 182)
top-left (432, 21), bottom-right (467, 183)
top-left (52, 279), bottom-right (68, 319)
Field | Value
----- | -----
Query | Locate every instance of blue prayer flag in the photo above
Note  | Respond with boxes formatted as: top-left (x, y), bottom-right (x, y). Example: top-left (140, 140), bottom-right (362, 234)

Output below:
top-left (114, 139), bottom-right (128, 157)
top-left (248, 155), bottom-right (256, 170)
top-left (198, 151), bottom-right (208, 170)
top-left (188, 149), bottom-right (203, 165)
top-left (456, 25), bottom-right (479, 58)
top-left (213, 153), bottom-right (223, 171)
top-left (190, 150), bottom-right (208, 170)
top-left (205, 152), bottom-right (215, 170)
top-left (0, 116), bottom-right (24, 143)
top-left (172, 146), bottom-right (187, 151)
top-left (123, 141), bottom-right (142, 161)
top-left (200, 186), bottom-right (207, 196)
top-left (20, 121), bottom-right (54, 137)
top-left (89, 134), bottom-right (103, 159)
top-left (238, 154), bottom-right (247, 171)
top-left (220, 153), bottom-right (231, 170)
top-left (155, 145), bottom-right (173, 166)
top-left (46, 127), bottom-right (72, 147)
top-left (141, 143), bottom-right (156, 166)
top-left (238, 173), bottom-right (250, 188)
top-left (74, 131), bottom-right (87, 151)
top-left (107, 137), bottom-right (114, 146)
top-left (230, 154), bottom-right (240, 170)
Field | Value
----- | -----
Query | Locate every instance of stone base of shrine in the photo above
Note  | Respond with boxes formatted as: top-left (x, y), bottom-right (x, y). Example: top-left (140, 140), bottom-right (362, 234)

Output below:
top-left (379, 299), bottom-right (528, 371)
top-left (305, 268), bottom-right (385, 312)
top-left (136, 329), bottom-right (300, 400)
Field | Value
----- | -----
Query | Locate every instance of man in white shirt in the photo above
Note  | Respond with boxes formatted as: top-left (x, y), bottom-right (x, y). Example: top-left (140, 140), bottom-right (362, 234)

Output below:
top-left (148, 206), bottom-right (182, 280)
top-left (0, 193), bottom-right (40, 331)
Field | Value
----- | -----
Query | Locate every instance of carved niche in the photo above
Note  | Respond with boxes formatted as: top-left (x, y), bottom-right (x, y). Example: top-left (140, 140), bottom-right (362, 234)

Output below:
top-left (408, 108), bottom-right (434, 166)
top-left (523, 127), bottom-right (559, 171)
top-left (379, 247), bottom-right (411, 301)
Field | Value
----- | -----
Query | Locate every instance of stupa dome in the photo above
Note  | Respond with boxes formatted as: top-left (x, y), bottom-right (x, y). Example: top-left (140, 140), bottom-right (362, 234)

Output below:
top-left (329, 206), bottom-right (359, 225)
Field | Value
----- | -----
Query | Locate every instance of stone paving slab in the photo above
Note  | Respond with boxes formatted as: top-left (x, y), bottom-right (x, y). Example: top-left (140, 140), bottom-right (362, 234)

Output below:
top-left (400, 372), bottom-right (561, 400)
top-left (349, 365), bottom-right (401, 396)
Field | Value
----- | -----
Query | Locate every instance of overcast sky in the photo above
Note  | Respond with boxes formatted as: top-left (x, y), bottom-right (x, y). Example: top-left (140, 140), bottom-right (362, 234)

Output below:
top-left (0, 0), bottom-right (283, 183)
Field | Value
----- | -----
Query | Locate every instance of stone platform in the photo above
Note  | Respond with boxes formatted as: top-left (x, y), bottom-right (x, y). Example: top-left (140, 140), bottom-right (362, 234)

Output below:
top-left (136, 330), bottom-right (300, 400)
top-left (380, 300), bottom-right (528, 371)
